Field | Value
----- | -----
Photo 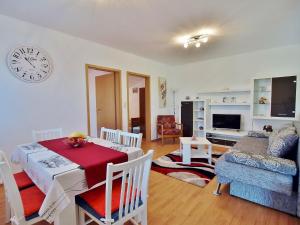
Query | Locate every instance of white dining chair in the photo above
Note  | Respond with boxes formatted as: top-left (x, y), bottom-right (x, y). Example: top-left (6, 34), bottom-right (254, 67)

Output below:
top-left (0, 150), bottom-right (36, 223)
top-left (76, 150), bottom-right (153, 225)
top-left (0, 150), bottom-right (45, 225)
top-left (32, 128), bottom-right (63, 142)
top-left (119, 131), bottom-right (143, 148)
top-left (100, 127), bottom-right (120, 143)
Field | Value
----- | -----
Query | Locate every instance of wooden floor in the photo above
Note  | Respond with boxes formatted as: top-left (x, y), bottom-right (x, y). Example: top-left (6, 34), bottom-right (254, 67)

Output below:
top-left (1, 139), bottom-right (299, 225)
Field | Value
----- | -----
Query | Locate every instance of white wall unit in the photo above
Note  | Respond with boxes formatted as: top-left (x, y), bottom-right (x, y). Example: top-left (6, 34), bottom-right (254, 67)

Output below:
top-left (170, 45), bottom-right (300, 131)
top-left (251, 76), bottom-right (298, 121)
top-left (197, 90), bottom-right (251, 132)
top-left (193, 100), bottom-right (207, 137)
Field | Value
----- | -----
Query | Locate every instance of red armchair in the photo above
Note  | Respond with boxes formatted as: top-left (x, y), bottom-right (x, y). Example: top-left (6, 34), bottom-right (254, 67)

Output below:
top-left (157, 115), bottom-right (183, 144)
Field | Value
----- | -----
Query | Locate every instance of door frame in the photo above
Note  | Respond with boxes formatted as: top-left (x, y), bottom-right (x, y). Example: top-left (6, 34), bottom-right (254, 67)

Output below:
top-left (127, 71), bottom-right (151, 141)
top-left (85, 64), bottom-right (122, 136)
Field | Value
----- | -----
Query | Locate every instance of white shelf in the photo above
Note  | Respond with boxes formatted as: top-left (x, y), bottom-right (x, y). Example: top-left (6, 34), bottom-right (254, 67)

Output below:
top-left (253, 116), bottom-right (298, 121)
top-left (209, 103), bottom-right (250, 106)
top-left (206, 129), bottom-right (248, 137)
top-left (191, 150), bottom-right (210, 159)
top-left (198, 88), bottom-right (251, 94)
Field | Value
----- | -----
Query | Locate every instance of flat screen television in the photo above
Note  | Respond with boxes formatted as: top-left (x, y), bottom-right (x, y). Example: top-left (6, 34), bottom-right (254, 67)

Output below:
top-left (212, 114), bottom-right (241, 130)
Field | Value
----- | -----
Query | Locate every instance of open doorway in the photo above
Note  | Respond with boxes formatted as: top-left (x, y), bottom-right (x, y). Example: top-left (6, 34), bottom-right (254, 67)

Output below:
top-left (127, 72), bottom-right (151, 141)
top-left (85, 64), bottom-right (122, 137)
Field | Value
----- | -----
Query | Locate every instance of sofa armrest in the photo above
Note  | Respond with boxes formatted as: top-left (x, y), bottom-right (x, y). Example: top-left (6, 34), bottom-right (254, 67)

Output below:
top-left (224, 150), bottom-right (297, 176)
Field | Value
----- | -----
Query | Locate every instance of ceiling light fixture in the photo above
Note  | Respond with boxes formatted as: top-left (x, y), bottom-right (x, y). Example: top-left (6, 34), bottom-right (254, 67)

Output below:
top-left (183, 34), bottom-right (209, 49)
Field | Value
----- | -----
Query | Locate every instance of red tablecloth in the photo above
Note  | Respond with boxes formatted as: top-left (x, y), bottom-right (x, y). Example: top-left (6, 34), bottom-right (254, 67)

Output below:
top-left (39, 138), bottom-right (128, 188)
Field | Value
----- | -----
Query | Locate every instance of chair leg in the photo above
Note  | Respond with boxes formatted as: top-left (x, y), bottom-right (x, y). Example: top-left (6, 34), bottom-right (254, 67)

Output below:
top-left (213, 183), bottom-right (222, 196)
top-left (5, 197), bottom-right (11, 224)
top-left (141, 208), bottom-right (147, 225)
top-left (78, 207), bottom-right (85, 225)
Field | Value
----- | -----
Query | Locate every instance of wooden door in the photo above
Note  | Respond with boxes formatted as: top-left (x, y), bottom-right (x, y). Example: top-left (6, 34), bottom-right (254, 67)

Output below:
top-left (139, 88), bottom-right (146, 137)
top-left (95, 73), bottom-right (116, 136)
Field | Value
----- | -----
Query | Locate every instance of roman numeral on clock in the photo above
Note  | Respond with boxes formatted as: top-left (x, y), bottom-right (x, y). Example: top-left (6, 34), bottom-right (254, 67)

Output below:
top-left (19, 48), bottom-right (26, 54)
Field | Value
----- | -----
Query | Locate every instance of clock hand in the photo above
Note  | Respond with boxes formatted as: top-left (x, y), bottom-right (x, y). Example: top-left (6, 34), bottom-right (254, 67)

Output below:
top-left (24, 57), bottom-right (36, 68)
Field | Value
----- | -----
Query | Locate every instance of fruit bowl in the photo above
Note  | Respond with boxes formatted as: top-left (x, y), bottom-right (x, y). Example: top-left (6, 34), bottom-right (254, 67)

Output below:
top-left (67, 132), bottom-right (87, 148)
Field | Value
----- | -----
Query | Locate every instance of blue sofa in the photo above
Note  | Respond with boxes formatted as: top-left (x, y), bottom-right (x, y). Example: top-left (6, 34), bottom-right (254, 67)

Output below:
top-left (215, 122), bottom-right (300, 216)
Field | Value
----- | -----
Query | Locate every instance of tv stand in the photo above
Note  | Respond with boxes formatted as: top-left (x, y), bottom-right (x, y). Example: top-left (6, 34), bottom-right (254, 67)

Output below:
top-left (206, 129), bottom-right (248, 147)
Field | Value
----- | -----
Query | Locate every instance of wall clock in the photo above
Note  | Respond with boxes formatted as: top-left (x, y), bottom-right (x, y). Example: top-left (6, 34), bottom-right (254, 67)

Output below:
top-left (7, 46), bottom-right (53, 83)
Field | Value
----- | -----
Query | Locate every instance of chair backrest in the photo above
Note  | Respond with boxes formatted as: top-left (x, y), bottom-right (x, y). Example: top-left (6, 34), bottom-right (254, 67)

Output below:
top-left (0, 151), bottom-right (25, 222)
top-left (104, 150), bottom-right (153, 224)
top-left (100, 127), bottom-right (119, 142)
top-left (119, 131), bottom-right (143, 148)
top-left (157, 115), bottom-right (176, 129)
top-left (32, 128), bottom-right (63, 142)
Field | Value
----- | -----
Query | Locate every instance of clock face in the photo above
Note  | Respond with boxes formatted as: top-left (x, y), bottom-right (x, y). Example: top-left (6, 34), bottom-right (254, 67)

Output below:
top-left (7, 46), bottom-right (53, 83)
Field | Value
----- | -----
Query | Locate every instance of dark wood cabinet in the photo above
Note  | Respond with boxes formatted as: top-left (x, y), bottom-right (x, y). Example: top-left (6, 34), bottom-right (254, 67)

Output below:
top-left (271, 76), bottom-right (297, 117)
top-left (181, 101), bottom-right (193, 137)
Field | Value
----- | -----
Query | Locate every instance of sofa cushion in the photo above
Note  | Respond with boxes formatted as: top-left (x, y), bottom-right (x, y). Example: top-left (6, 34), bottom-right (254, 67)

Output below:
top-left (215, 155), bottom-right (294, 196)
top-left (224, 150), bottom-right (297, 176)
top-left (233, 136), bottom-right (269, 154)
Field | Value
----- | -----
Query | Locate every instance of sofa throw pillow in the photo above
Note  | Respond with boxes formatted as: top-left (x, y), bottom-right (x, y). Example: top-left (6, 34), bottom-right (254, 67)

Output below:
top-left (267, 134), bottom-right (299, 157)
top-left (267, 125), bottom-right (298, 157)
top-left (267, 136), bottom-right (286, 157)
top-left (278, 126), bottom-right (297, 138)
top-left (248, 131), bottom-right (269, 138)
top-left (278, 125), bottom-right (296, 133)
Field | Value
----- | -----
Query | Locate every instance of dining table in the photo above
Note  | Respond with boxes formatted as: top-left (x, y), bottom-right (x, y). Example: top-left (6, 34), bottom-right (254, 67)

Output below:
top-left (11, 137), bottom-right (144, 225)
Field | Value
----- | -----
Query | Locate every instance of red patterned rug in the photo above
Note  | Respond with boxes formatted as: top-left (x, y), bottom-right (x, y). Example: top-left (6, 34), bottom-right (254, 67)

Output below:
top-left (151, 149), bottom-right (222, 187)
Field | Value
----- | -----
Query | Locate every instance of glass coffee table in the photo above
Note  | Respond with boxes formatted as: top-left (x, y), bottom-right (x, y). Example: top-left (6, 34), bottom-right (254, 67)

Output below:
top-left (180, 137), bottom-right (212, 165)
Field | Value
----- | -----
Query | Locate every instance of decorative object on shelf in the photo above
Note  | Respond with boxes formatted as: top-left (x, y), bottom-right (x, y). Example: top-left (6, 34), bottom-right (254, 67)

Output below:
top-left (158, 77), bottom-right (167, 108)
top-left (222, 97), bottom-right (228, 103)
top-left (258, 96), bottom-right (268, 104)
top-left (182, 34), bottom-right (209, 49)
top-left (197, 117), bottom-right (204, 120)
top-left (231, 97), bottom-right (236, 103)
top-left (67, 131), bottom-right (87, 148)
top-left (7, 45), bottom-right (53, 83)
top-left (199, 126), bottom-right (204, 130)
top-left (185, 96), bottom-right (190, 100)
top-left (196, 96), bottom-right (200, 100)
top-left (263, 125), bottom-right (273, 133)
top-left (199, 107), bottom-right (204, 111)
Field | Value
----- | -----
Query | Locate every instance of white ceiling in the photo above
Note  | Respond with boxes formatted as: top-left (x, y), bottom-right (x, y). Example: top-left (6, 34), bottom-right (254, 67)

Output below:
top-left (0, 0), bottom-right (299, 65)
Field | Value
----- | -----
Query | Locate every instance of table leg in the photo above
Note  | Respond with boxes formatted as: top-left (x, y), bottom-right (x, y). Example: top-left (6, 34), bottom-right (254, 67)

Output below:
top-left (54, 198), bottom-right (77, 225)
top-left (182, 144), bottom-right (191, 164)
top-left (208, 144), bottom-right (212, 164)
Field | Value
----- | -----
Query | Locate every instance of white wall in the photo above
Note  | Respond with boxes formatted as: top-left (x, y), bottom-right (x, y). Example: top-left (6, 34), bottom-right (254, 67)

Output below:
top-left (1, 13), bottom-right (300, 162)
top-left (170, 45), bottom-right (300, 130)
top-left (0, 14), bottom-right (172, 160)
